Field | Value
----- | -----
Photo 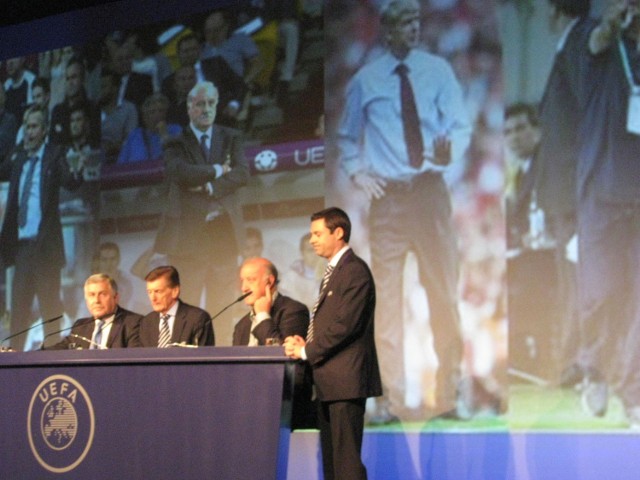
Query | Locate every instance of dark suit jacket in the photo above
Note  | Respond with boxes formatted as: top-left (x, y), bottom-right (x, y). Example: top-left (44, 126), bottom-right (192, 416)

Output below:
top-left (536, 16), bottom-right (595, 217)
top-left (0, 142), bottom-right (82, 270)
top-left (233, 293), bottom-right (316, 429)
top-left (48, 306), bottom-right (142, 350)
top-left (305, 248), bottom-right (382, 402)
top-left (232, 293), bottom-right (309, 346)
top-left (132, 300), bottom-right (214, 347)
top-left (154, 124), bottom-right (248, 256)
top-left (506, 156), bottom-right (538, 250)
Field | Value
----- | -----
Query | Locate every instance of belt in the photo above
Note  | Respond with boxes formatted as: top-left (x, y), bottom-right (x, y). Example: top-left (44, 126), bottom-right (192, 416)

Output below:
top-left (383, 171), bottom-right (438, 193)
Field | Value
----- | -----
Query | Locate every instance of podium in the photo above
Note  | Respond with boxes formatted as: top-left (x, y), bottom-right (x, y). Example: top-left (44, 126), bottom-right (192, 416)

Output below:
top-left (0, 347), bottom-right (295, 479)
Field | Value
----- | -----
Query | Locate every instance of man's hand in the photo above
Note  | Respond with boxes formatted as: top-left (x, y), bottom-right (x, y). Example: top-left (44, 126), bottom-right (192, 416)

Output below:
top-left (351, 172), bottom-right (387, 200)
top-left (432, 135), bottom-right (452, 166)
top-left (253, 280), bottom-right (273, 315)
top-left (284, 335), bottom-right (306, 360)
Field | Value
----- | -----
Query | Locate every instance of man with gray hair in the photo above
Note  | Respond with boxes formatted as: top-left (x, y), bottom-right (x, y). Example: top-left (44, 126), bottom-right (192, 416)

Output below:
top-left (46, 273), bottom-right (142, 350)
top-left (337, 0), bottom-right (471, 422)
top-left (154, 81), bottom-right (248, 345)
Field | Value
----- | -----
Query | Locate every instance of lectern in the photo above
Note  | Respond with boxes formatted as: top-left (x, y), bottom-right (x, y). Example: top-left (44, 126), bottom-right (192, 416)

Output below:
top-left (0, 347), bottom-right (294, 479)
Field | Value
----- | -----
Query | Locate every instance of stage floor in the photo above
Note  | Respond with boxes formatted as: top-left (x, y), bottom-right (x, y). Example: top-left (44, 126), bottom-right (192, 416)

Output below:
top-left (288, 384), bottom-right (640, 479)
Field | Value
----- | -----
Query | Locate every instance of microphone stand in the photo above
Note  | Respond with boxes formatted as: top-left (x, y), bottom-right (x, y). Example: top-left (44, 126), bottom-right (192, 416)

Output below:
top-left (0, 315), bottom-right (63, 351)
top-left (210, 291), bottom-right (252, 322)
top-left (40, 325), bottom-right (75, 350)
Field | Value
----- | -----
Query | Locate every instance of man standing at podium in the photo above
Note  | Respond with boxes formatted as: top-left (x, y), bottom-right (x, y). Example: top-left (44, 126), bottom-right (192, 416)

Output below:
top-left (48, 273), bottom-right (141, 350)
top-left (134, 266), bottom-right (214, 347)
top-left (284, 207), bottom-right (382, 480)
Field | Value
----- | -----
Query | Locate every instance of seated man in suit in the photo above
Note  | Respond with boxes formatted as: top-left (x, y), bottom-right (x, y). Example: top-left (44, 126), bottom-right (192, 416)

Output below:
top-left (233, 256), bottom-right (315, 429)
top-left (134, 265), bottom-right (214, 347)
top-left (47, 274), bottom-right (141, 350)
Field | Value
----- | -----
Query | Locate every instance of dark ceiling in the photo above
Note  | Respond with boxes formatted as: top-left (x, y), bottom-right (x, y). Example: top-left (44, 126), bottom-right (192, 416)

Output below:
top-left (1, 0), bottom-right (121, 27)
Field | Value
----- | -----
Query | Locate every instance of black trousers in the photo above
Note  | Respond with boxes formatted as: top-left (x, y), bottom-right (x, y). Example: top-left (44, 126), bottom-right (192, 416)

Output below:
top-left (318, 398), bottom-right (367, 480)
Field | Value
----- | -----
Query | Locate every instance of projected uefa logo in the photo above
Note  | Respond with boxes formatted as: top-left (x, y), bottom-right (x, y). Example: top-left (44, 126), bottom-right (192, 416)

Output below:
top-left (254, 149), bottom-right (278, 172)
top-left (27, 374), bottom-right (95, 473)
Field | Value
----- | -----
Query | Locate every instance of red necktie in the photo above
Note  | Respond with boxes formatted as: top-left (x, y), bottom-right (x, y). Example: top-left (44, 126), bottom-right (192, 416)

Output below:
top-left (395, 63), bottom-right (424, 169)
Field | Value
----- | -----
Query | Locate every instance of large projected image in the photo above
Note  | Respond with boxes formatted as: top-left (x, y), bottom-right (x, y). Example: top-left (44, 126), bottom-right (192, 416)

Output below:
top-left (503, 0), bottom-right (640, 431)
top-left (0, 0), bottom-right (324, 350)
top-left (326, 0), bottom-right (506, 425)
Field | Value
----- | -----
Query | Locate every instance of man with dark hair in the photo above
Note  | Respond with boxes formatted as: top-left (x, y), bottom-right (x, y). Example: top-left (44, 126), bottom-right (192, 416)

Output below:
top-left (537, 0), bottom-right (594, 386)
top-left (49, 56), bottom-right (101, 148)
top-left (15, 77), bottom-right (50, 146)
top-left (47, 273), bottom-right (141, 350)
top-left (133, 265), bottom-right (214, 347)
top-left (337, 0), bottom-right (471, 422)
top-left (284, 207), bottom-right (381, 480)
top-left (0, 104), bottom-right (83, 350)
top-left (503, 102), bottom-right (542, 251)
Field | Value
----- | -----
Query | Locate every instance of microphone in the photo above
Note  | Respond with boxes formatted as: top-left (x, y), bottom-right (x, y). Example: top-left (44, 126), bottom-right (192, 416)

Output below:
top-left (69, 333), bottom-right (109, 350)
top-left (210, 291), bottom-right (252, 321)
top-left (0, 315), bottom-right (63, 348)
top-left (40, 325), bottom-right (75, 350)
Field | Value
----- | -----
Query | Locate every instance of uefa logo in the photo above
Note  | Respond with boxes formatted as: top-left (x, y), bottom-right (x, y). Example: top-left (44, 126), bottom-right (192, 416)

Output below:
top-left (27, 374), bottom-right (95, 473)
top-left (254, 149), bottom-right (278, 172)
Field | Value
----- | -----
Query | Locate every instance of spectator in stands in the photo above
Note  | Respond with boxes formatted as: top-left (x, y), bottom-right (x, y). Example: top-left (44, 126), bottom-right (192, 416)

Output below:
top-left (99, 68), bottom-right (139, 164)
top-left (3, 56), bottom-right (35, 123)
top-left (108, 33), bottom-right (155, 110)
top-left (15, 77), bottom-right (51, 146)
top-left (201, 8), bottom-right (264, 87)
top-left (0, 88), bottom-right (19, 160)
top-left (49, 56), bottom-right (101, 148)
top-left (166, 65), bottom-right (196, 127)
top-left (161, 33), bottom-right (246, 128)
top-left (117, 92), bottom-right (181, 164)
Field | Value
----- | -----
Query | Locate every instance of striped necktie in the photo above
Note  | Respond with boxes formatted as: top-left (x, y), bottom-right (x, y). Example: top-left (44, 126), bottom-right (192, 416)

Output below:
top-left (158, 313), bottom-right (171, 348)
top-left (306, 264), bottom-right (334, 343)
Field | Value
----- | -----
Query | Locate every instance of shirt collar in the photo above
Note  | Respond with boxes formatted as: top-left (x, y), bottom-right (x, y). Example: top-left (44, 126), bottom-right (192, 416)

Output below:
top-left (328, 245), bottom-right (350, 268)
top-left (190, 124), bottom-right (213, 141)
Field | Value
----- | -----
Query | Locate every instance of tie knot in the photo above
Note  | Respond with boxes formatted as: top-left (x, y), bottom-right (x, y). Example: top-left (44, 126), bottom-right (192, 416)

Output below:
top-left (95, 318), bottom-right (104, 327)
top-left (161, 313), bottom-right (170, 323)
top-left (395, 63), bottom-right (409, 76)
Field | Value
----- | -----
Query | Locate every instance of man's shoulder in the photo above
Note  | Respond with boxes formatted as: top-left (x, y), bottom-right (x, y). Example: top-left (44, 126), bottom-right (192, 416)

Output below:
top-left (178, 301), bottom-right (211, 319)
top-left (275, 294), bottom-right (309, 313)
top-left (116, 306), bottom-right (143, 322)
top-left (72, 317), bottom-right (95, 328)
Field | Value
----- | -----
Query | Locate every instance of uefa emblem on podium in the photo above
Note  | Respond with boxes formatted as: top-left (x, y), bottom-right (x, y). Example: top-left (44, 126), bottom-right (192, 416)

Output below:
top-left (27, 374), bottom-right (95, 473)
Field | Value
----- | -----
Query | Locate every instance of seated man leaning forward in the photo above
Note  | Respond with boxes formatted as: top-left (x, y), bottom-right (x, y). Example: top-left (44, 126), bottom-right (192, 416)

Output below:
top-left (48, 273), bottom-right (142, 350)
top-left (133, 265), bottom-right (214, 347)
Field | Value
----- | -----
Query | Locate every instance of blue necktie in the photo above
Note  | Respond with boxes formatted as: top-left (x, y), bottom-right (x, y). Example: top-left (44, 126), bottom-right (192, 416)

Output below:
top-left (18, 156), bottom-right (38, 228)
top-left (91, 319), bottom-right (105, 349)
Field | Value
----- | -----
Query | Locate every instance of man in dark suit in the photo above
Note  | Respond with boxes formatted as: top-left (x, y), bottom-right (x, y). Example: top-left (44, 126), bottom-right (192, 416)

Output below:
top-left (536, 0), bottom-right (593, 385)
top-left (233, 257), bottom-right (308, 345)
top-left (575, 1), bottom-right (640, 426)
top-left (233, 257), bottom-right (315, 429)
top-left (154, 81), bottom-right (248, 345)
top-left (284, 207), bottom-right (382, 480)
top-left (47, 274), bottom-right (141, 350)
top-left (133, 265), bottom-right (214, 347)
top-left (0, 104), bottom-right (83, 350)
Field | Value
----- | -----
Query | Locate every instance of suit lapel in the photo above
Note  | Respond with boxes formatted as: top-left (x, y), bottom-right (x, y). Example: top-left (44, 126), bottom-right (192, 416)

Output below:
top-left (106, 308), bottom-right (124, 348)
top-left (172, 301), bottom-right (187, 342)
